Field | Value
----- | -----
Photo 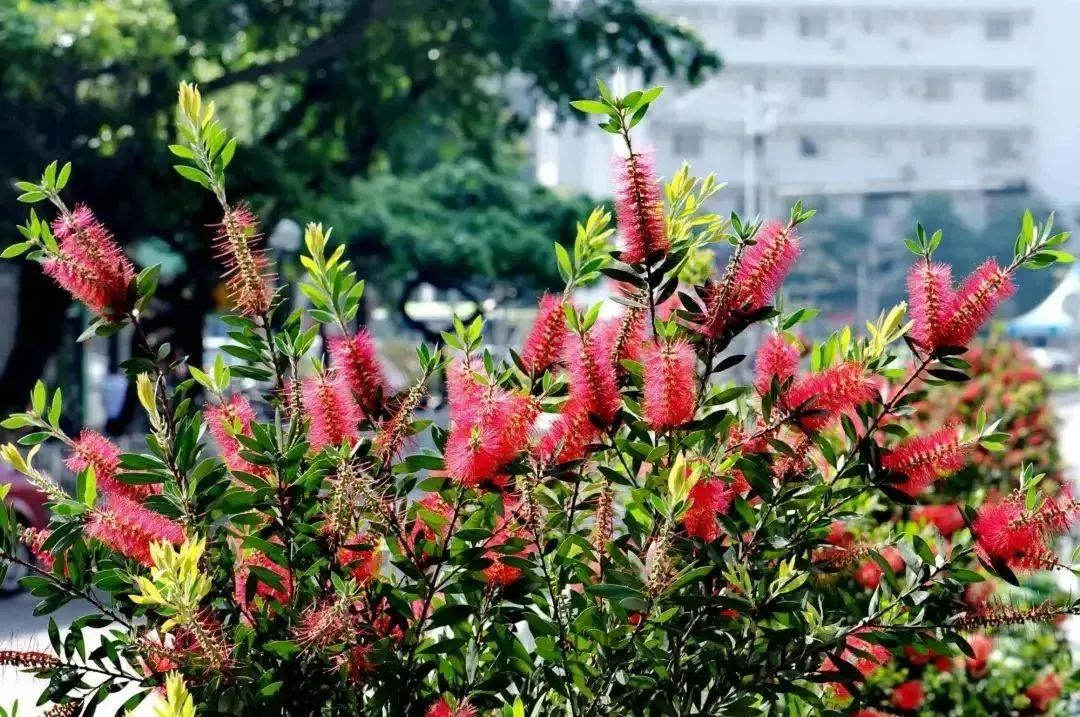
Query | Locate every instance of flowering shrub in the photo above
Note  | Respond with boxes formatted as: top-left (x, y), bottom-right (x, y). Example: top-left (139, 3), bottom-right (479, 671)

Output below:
top-left (1, 82), bottom-right (1079, 716)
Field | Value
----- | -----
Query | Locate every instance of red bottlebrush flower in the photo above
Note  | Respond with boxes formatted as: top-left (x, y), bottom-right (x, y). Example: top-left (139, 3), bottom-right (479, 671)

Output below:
top-left (411, 493), bottom-right (455, 554)
top-left (302, 373), bottom-right (362, 451)
top-left (336, 644), bottom-right (374, 684)
top-left (520, 293), bottom-right (568, 374)
top-left (891, 680), bottom-right (925, 711)
top-left (445, 379), bottom-right (537, 488)
top-left (233, 550), bottom-right (292, 620)
top-left (68, 429), bottom-right (151, 501)
top-left (44, 205), bottom-right (135, 319)
top-left (682, 478), bottom-right (734, 542)
top-left (86, 496), bottom-right (184, 567)
top-left (965, 633), bottom-right (993, 678)
top-left (937, 259), bottom-right (1015, 348)
top-left (214, 204), bottom-right (273, 318)
top-left (535, 396), bottom-right (599, 465)
top-left (826, 521), bottom-right (854, 548)
top-left (881, 425), bottom-right (968, 496)
top-left (753, 333), bottom-right (800, 396)
top-left (483, 515), bottom-right (534, 588)
top-left (642, 339), bottom-right (697, 430)
top-left (426, 698), bottom-right (476, 717)
top-left (820, 628), bottom-right (890, 689)
top-left (784, 362), bottom-right (877, 430)
top-left (337, 534), bottom-right (381, 584)
top-left (906, 259), bottom-right (953, 350)
top-left (293, 599), bottom-right (354, 648)
top-left (205, 395), bottom-right (271, 480)
top-left (971, 491), bottom-right (1073, 571)
top-left (911, 503), bottom-right (965, 538)
top-left (21, 527), bottom-right (53, 570)
top-left (732, 221), bottom-right (801, 312)
top-left (329, 330), bottom-right (387, 416)
top-left (854, 546), bottom-right (905, 589)
top-left (564, 331), bottom-right (620, 425)
top-left (614, 149), bottom-right (668, 265)
top-left (594, 308), bottom-right (647, 367)
top-left (1026, 671), bottom-right (1063, 712)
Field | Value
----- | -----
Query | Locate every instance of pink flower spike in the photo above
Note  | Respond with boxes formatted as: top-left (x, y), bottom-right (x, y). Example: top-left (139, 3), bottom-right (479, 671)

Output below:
top-left (937, 259), bottom-right (1015, 348)
top-left (784, 362), bottom-right (877, 430)
top-left (732, 221), bottom-right (801, 311)
top-left (682, 478), bottom-right (734, 542)
top-left (520, 293), bottom-right (568, 375)
top-left (329, 330), bottom-right (387, 416)
top-left (214, 204), bottom-right (273, 318)
top-left (45, 205), bottom-right (135, 319)
top-left (206, 395), bottom-right (271, 480)
top-left (614, 149), bottom-right (668, 265)
top-left (67, 429), bottom-right (154, 501)
top-left (753, 333), bottom-right (800, 396)
top-left (881, 425), bottom-right (969, 496)
top-left (642, 339), bottom-right (697, 430)
top-left (906, 259), bottom-right (953, 350)
top-left (971, 491), bottom-right (1074, 571)
top-left (302, 373), bottom-right (362, 451)
top-left (564, 331), bottom-right (620, 426)
top-left (86, 496), bottom-right (184, 566)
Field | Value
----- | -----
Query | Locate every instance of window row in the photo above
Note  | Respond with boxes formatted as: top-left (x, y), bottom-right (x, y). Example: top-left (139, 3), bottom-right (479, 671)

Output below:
top-left (732, 8), bottom-right (1022, 41)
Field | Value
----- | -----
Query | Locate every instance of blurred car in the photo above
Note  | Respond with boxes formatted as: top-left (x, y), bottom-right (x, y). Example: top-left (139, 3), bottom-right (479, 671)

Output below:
top-left (1, 464), bottom-right (49, 597)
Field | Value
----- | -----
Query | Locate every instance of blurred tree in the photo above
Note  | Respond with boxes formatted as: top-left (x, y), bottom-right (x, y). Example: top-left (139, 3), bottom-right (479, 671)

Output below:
top-left (0, 0), bottom-right (718, 418)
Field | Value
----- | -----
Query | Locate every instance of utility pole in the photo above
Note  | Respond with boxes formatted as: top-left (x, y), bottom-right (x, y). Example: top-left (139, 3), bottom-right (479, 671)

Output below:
top-left (742, 84), bottom-right (783, 219)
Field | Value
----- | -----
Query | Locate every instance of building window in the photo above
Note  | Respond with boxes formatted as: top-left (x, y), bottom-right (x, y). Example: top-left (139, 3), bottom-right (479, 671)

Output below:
top-left (863, 194), bottom-right (891, 218)
top-left (672, 126), bottom-right (703, 157)
top-left (922, 75), bottom-right (952, 102)
top-left (986, 133), bottom-right (1021, 162)
top-left (735, 9), bottom-right (765, 37)
top-left (800, 72), bottom-right (827, 99)
top-left (798, 12), bottom-right (827, 38)
top-left (799, 135), bottom-right (821, 158)
top-left (984, 74), bottom-right (1018, 102)
top-left (985, 14), bottom-right (1013, 40)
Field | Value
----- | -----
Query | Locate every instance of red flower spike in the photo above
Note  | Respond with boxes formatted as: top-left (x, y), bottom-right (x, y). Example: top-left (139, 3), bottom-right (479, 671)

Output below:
top-left (891, 680), bottom-right (925, 711)
top-left (206, 395), bottom-right (271, 480)
top-left (21, 527), bottom-right (53, 570)
top-left (731, 221), bottom-right (801, 312)
top-left (214, 204), bottom-right (273, 318)
top-left (302, 373), bottom-right (362, 451)
top-left (854, 546), bottom-right (905, 589)
top-left (614, 150), bottom-right (668, 265)
top-left (906, 259), bottom-right (953, 350)
top-left (483, 514), bottom-right (535, 588)
top-left (233, 550), bottom-right (292, 621)
top-left (329, 330), bottom-right (387, 416)
top-left (1026, 671), bottom-right (1063, 712)
top-left (972, 491), bottom-right (1077, 571)
top-left (881, 424), bottom-right (968, 496)
top-left (965, 633), bottom-right (992, 678)
top-left (336, 534), bottom-right (381, 584)
top-left (426, 698), bottom-right (476, 717)
top-left (642, 339), bottom-right (697, 430)
top-left (564, 331), bottom-right (620, 425)
top-left (86, 496), bottom-right (184, 567)
top-left (68, 429), bottom-right (154, 501)
top-left (410, 494), bottom-right (454, 556)
top-left (784, 362), bottom-right (877, 430)
top-left (682, 478), bottom-right (734, 542)
top-left (937, 259), bottom-right (1015, 348)
top-left (819, 628), bottom-right (890, 691)
top-left (753, 333), bottom-right (800, 396)
top-left (535, 397), bottom-right (599, 465)
top-left (520, 293), bottom-right (568, 374)
top-left (44, 206), bottom-right (135, 319)
top-left (446, 380), bottom-right (537, 488)
top-left (594, 308), bottom-right (647, 367)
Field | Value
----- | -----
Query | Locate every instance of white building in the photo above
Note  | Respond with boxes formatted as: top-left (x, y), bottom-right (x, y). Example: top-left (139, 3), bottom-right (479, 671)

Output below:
top-left (535, 1), bottom-right (1080, 229)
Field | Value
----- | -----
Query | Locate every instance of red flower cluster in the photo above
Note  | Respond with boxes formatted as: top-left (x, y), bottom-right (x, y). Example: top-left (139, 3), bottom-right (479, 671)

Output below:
top-left (595, 309), bottom-right (646, 367)
top-left (881, 424), bottom-right (968, 496)
top-left (1025, 671), bottom-right (1063, 712)
top-left (820, 628), bottom-right (891, 695)
top-left (302, 373), bottom-right (361, 451)
top-left (43, 205), bottom-right (135, 319)
top-left (519, 293), bottom-right (568, 375)
top-left (21, 527), bottom-right (53, 570)
top-left (233, 550), bottom-right (293, 620)
top-left (972, 491), bottom-right (1075, 571)
top-left (614, 150), bottom-right (668, 265)
top-left (410, 494), bottom-right (454, 556)
top-left (682, 477), bottom-right (734, 542)
top-left (85, 496), bottom-right (185, 567)
top-left (854, 546), bottom-right (905, 590)
top-left (891, 679), bottom-right (925, 710)
top-left (483, 513), bottom-right (532, 588)
top-left (214, 205), bottom-right (272, 318)
top-left (753, 333), bottom-right (799, 396)
top-left (965, 633), bottom-right (992, 678)
top-left (68, 429), bottom-right (154, 501)
top-left (910, 503), bottom-right (965, 538)
top-left (425, 697), bottom-right (476, 717)
top-left (206, 395), bottom-right (270, 479)
top-left (642, 339), bottom-right (697, 430)
top-left (329, 330), bottom-right (387, 416)
top-left (336, 534), bottom-right (381, 584)
top-left (907, 258), bottom-right (1015, 351)
top-left (445, 361), bottom-right (537, 488)
top-left (783, 361), bottom-right (877, 430)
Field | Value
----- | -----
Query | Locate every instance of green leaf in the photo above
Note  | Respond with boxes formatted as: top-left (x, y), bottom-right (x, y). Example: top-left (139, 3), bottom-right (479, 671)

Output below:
top-left (570, 100), bottom-right (611, 115)
top-left (173, 165), bottom-right (212, 189)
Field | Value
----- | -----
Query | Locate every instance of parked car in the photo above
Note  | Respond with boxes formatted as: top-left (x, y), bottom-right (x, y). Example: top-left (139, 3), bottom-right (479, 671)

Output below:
top-left (1, 464), bottom-right (49, 596)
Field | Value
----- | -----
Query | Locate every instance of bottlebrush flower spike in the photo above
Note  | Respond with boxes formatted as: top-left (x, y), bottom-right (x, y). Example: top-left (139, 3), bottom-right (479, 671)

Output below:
top-left (445, 383), bottom-right (537, 488)
top-left (205, 395), bottom-right (270, 480)
top-left (564, 330), bottom-right (620, 425)
top-left (67, 429), bottom-right (153, 501)
top-left (233, 549), bottom-right (292, 619)
top-left (43, 206), bottom-right (135, 320)
top-left (1026, 671), bottom-right (1063, 712)
top-left (937, 259), bottom-right (1015, 348)
top-left (373, 378), bottom-right (426, 464)
top-left (86, 496), bottom-right (184, 567)
top-left (519, 293), bottom-right (568, 374)
top-left (337, 534), bottom-right (382, 584)
top-left (595, 307), bottom-right (647, 367)
top-left (854, 546), bottom-right (905, 589)
top-left (906, 259), bottom-right (953, 349)
top-left (614, 149), bottom-right (668, 265)
top-left (881, 424), bottom-right (969, 496)
top-left (329, 330), bottom-right (387, 416)
top-left (891, 680), bottom-right (925, 711)
top-left (965, 633), bottom-right (993, 677)
top-left (410, 494), bottom-right (454, 554)
top-left (753, 333), bottom-right (800, 396)
top-left (642, 338), bottom-right (697, 430)
top-left (682, 478), bottom-right (734, 542)
top-left (0, 650), bottom-right (61, 669)
top-left (732, 220), bottom-right (801, 312)
top-left (971, 491), bottom-right (1076, 571)
top-left (426, 697), bottom-right (477, 717)
top-left (214, 204), bottom-right (272, 318)
top-left (302, 373), bottom-right (361, 451)
top-left (21, 527), bottom-right (53, 570)
top-left (784, 362), bottom-right (877, 430)
top-left (819, 628), bottom-right (891, 683)
top-left (536, 396), bottom-right (598, 465)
